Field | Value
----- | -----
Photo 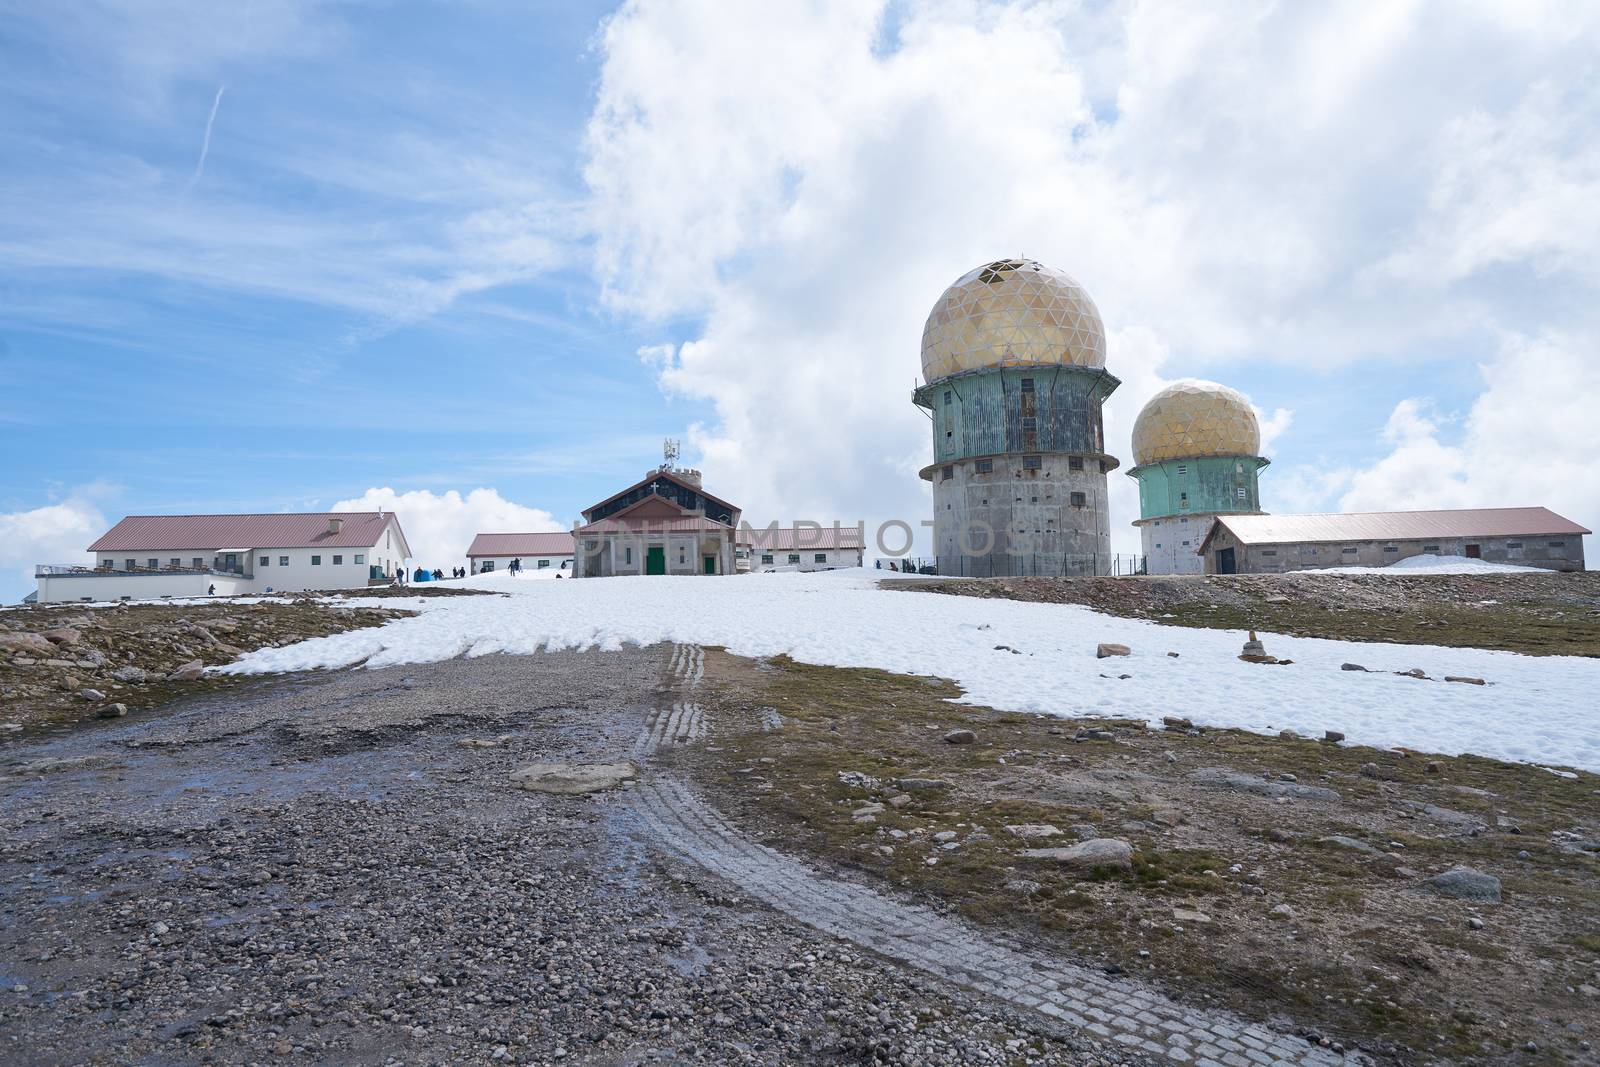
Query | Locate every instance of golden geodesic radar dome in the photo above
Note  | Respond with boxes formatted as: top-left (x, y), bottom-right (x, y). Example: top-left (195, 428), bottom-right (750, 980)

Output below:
top-left (920, 259), bottom-right (1107, 383)
top-left (1132, 380), bottom-right (1261, 466)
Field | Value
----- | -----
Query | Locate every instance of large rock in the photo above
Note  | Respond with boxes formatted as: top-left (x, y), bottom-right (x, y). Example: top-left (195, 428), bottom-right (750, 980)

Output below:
top-left (942, 729), bottom-right (976, 745)
top-left (1021, 838), bottom-right (1134, 871)
top-left (510, 762), bottom-right (637, 795)
top-left (169, 660), bottom-right (206, 681)
top-left (1004, 824), bottom-right (1062, 840)
top-left (1426, 867), bottom-right (1501, 903)
top-left (0, 633), bottom-right (56, 656)
top-left (1095, 643), bottom-right (1131, 659)
top-left (110, 666), bottom-right (148, 684)
top-left (41, 628), bottom-right (83, 647)
top-left (1189, 767), bottom-right (1341, 802)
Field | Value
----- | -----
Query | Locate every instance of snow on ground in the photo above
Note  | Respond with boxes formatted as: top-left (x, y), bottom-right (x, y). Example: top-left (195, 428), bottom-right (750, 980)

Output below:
top-left (220, 568), bottom-right (1600, 772)
top-left (1306, 554), bottom-right (1544, 576)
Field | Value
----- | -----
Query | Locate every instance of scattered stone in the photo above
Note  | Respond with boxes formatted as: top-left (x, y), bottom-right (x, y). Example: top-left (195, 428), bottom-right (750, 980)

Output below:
top-left (1444, 676), bottom-right (1486, 686)
top-left (1095, 643), bottom-right (1130, 658)
top-left (1467, 916), bottom-right (1484, 930)
top-left (1074, 727), bottom-right (1115, 742)
top-left (1166, 651), bottom-right (1179, 658)
top-left (932, 830), bottom-right (958, 843)
top-left (1359, 762), bottom-right (1382, 779)
top-left (1323, 730), bottom-right (1345, 743)
top-left (895, 777), bottom-right (950, 792)
top-left (1269, 903), bottom-right (1296, 920)
top-left (1340, 662), bottom-right (1368, 672)
top-left (1426, 867), bottom-right (1502, 903)
top-left (886, 794), bottom-right (911, 808)
top-left (97, 703), bottom-right (128, 719)
top-left (41, 628), bottom-right (83, 647)
top-left (1161, 715), bottom-right (1193, 730)
top-left (942, 729), bottom-right (976, 745)
top-left (458, 739), bottom-right (499, 749)
top-left (1003, 824), bottom-right (1061, 840)
top-left (1395, 668), bottom-right (1428, 680)
top-left (509, 762), bottom-right (637, 795)
top-left (852, 803), bottom-right (886, 818)
top-left (110, 666), bottom-right (148, 684)
top-left (1172, 908), bottom-right (1211, 924)
top-left (1021, 838), bottom-right (1134, 871)
top-left (1424, 761), bottom-right (1442, 774)
top-left (1267, 828), bottom-right (1303, 843)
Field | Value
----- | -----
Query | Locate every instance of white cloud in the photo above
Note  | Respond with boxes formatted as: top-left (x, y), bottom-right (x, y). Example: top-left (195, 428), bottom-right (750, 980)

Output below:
top-left (584, 0), bottom-right (1600, 557)
top-left (332, 487), bottom-right (563, 569)
top-left (0, 492), bottom-right (109, 603)
top-left (1333, 333), bottom-right (1598, 533)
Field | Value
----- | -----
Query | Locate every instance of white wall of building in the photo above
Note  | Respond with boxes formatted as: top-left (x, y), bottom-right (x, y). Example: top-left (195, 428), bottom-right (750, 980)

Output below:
top-left (63, 516), bottom-right (410, 601)
top-left (470, 553), bottom-right (573, 575)
top-left (742, 546), bottom-right (863, 572)
top-left (37, 572), bottom-right (252, 604)
top-left (1138, 515), bottom-right (1210, 575)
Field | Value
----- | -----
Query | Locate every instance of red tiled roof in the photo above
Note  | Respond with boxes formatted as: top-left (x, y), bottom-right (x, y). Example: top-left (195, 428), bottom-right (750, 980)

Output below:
top-left (466, 532), bottom-right (576, 557)
top-left (1200, 507), bottom-right (1591, 551)
top-left (577, 516), bottom-right (733, 535)
top-left (88, 512), bottom-right (404, 552)
top-left (737, 525), bottom-right (866, 551)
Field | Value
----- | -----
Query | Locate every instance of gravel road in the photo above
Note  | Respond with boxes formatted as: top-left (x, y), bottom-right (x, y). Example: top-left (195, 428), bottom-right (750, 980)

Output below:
top-left (0, 646), bottom-right (1141, 1066)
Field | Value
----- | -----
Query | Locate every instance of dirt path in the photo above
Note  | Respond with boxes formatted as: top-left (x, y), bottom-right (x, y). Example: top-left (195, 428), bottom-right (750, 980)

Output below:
top-left (0, 647), bottom-right (1138, 1066)
top-left (630, 645), bottom-right (1359, 1067)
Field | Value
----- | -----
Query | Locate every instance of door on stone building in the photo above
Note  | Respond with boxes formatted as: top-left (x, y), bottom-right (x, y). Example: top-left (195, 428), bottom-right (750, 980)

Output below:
top-left (703, 555), bottom-right (716, 574)
top-left (646, 546), bottom-right (666, 575)
top-left (1465, 544), bottom-right (1481, 559)
top-left (1217, 547), bottom-right (1237, 574)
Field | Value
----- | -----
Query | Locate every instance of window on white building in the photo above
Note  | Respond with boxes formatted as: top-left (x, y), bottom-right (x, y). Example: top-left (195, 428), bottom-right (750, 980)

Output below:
top-left (814, 553), bottom-right (826, 563)
top-left (537, 558), bottom-right (549, 568)
top-left (1069, 491), bottom-right (1087, 506)
top-left (975, 458), bottom-right (993, 473)
top-left (1068, 456), bottom-right (1083, 471)
top-left (761, 554), bottom-right (773, 564)
top-left (260, 556), bottom-right (270, 566)
top-left (312, 555), bottom-right (322, 565)
top-left (147, 558), bottom-right (158, 569)
top-left (624, 545), bottom-right (633, 565)
top-left (355, 554), bottom-right (364, 564)
top-left (193, 558), bottom-right (204, 569)
top-left (332, 555), bottom-right (343, 565)
top-left (170, 558), bottom-right (181, 568)
top-left (788, 554), bottom-right (801, 564)
top-left (279, 556), bottom-right (289, 566)
top-left (482, 560), bottom-right (495, 572)
top-left (1022, 455), bottom-right (1041, 470)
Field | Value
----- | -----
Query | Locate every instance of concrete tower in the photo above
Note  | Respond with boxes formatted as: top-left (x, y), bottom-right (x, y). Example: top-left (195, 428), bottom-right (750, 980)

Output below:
top-left (913, 259), bottom-right (1121, 576)
top-left (1127, 380), bottom-right (1269, 574)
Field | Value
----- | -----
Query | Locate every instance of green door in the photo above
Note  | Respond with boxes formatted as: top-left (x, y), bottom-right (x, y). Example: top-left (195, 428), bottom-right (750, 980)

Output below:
top-left (646, 546), bottom-right (666, 575)
top-left (703, 555), bottom-right (716, 575)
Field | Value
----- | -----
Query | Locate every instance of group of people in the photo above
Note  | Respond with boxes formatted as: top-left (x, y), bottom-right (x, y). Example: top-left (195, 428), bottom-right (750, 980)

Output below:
top-left (389, 565), bottom-right (471, 586)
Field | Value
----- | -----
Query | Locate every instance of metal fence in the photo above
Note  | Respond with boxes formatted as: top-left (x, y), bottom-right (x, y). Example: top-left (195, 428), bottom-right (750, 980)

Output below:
top-left (885, 553), bottom-right (1147, 578)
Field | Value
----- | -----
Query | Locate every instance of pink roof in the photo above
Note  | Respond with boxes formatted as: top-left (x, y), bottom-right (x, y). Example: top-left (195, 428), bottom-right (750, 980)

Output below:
top-left (466, 532), bottom-right (576, 557)
top-left (577, 516), bottom-right (733, 535)
top-left (737, 525), bottom-right (866, 551)
top-left (1201, 507), bottom-right (1590, 549)
top-left (89, 512), bottom-right (405, 553)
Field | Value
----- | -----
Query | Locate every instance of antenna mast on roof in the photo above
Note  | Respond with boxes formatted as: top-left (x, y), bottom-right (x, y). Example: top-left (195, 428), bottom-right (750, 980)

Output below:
top-left (662, 438), bottom-right (680, 470)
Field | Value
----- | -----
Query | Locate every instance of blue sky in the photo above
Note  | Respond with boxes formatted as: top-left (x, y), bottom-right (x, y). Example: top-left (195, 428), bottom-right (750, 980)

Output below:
top-left (3, 1), bottom-right (1597, 600)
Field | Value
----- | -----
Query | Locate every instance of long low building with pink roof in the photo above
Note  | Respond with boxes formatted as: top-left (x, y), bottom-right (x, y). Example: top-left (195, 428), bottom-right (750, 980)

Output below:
top-left (34, 511), bottom-right (411, 603)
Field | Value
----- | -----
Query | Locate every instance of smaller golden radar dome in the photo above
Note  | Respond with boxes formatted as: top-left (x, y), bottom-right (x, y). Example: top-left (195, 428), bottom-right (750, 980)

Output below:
top-left (1132, 380), bottom-right (1260, 466)
top-left (920, 259), bottom-right (1106, 383)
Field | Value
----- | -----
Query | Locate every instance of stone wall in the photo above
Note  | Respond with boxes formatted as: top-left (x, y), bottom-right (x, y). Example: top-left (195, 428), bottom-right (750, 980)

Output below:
top-left (1202, 530), bottom-right (1587, 574)
top-left (931, 453), bottom-right (1112, 576)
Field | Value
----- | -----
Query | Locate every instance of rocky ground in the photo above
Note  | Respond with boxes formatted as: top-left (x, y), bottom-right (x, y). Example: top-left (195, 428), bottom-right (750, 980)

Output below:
top-left (685, 651), bottom-right (1600, 1066)
top-left (0, 597), bottom-right (415, 733)
top-left (0, 646), bottom-right (1145, 1067)
top-left (888, 572), bottom-right (1600, 657)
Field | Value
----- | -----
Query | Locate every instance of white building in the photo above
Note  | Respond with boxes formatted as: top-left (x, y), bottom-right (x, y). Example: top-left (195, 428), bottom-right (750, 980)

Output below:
top-left (737, 525), bottom-right (866, 572)
top-left (34, 511), bottom-right (410, 603)
top-left (466, 532), bottom-right (576, 575)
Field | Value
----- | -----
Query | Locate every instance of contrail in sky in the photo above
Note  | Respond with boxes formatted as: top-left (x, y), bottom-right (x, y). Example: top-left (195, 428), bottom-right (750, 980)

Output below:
top-left (187, 85), bottom-right (227, 192)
